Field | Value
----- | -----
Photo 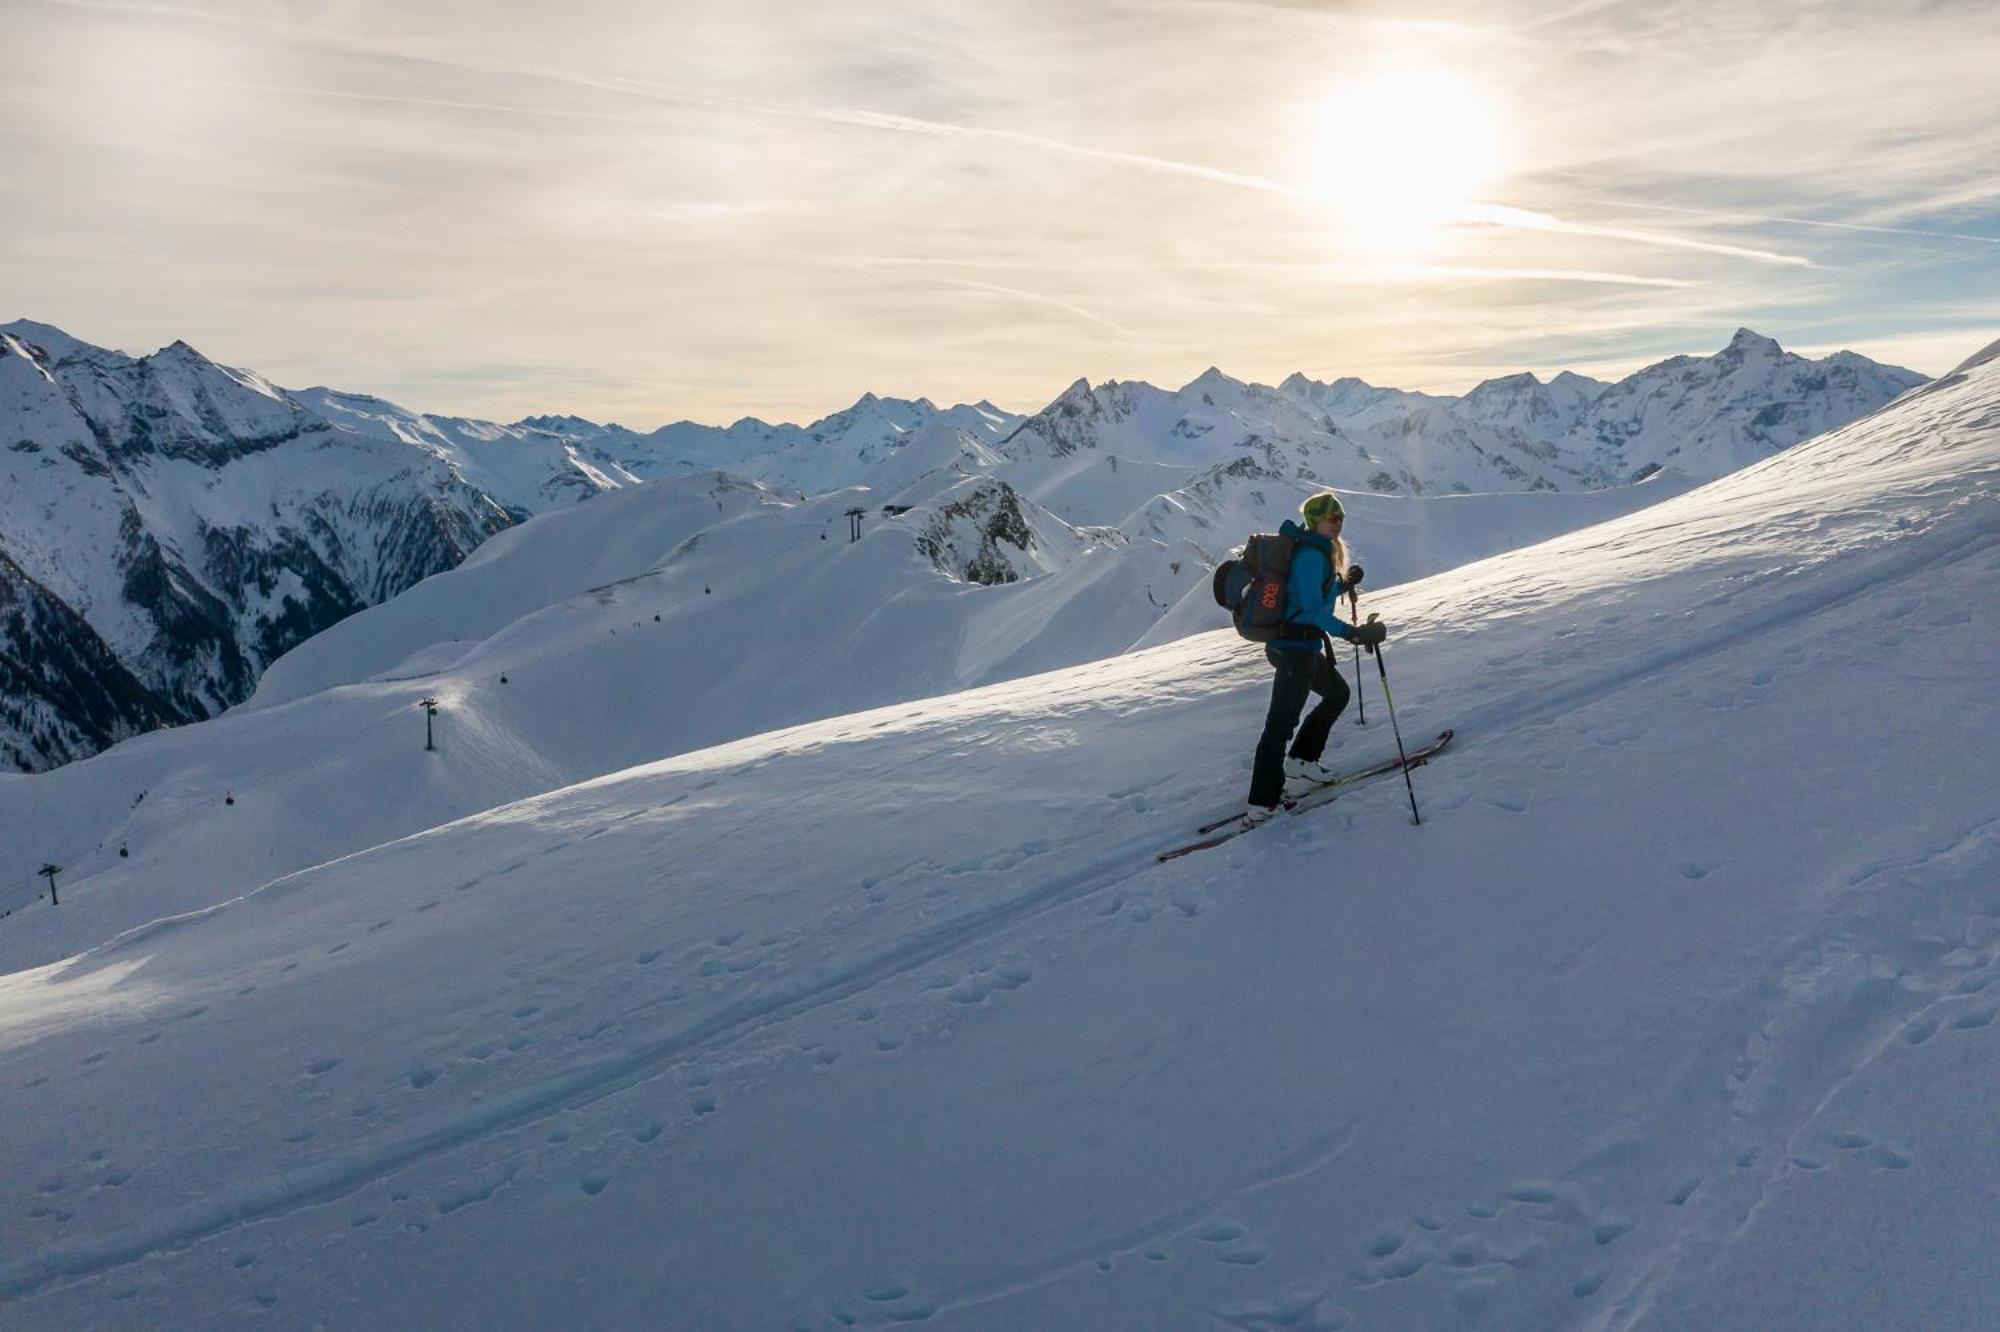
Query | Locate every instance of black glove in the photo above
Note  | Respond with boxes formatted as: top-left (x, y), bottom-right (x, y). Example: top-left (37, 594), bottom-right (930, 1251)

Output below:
top-left (1344, 564), bottom-right (1364, 590)
top-left (1350, 617), bottom-right (1386, 649)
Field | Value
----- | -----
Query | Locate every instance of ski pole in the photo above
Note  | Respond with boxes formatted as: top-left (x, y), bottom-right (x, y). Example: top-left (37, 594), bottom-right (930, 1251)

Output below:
top-left (1349, 589), bottom-right (1366, 724)
top-left (1365, 616), bottom-right (1423, 825)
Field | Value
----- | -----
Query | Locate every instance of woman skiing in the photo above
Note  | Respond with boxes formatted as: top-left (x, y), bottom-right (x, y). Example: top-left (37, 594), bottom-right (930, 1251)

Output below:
top-left (1244, 490), bottom-right (1386, 825)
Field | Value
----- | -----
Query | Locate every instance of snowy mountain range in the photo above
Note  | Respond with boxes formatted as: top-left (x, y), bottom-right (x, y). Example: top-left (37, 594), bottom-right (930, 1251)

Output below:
top-left (0, 318), bottom-right (1922, 772)
top-left (0, 333), bottom-right (1991, 1329)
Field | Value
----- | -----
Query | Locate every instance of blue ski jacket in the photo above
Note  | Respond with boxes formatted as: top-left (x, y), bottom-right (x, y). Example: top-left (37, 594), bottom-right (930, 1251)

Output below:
top-left (1272, 518), bottom-right (1356, 652)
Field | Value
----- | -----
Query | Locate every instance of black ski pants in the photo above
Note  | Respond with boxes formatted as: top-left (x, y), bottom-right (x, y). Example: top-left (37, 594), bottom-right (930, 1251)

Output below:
top-left (1248, 640), bottom-right (1350, 808)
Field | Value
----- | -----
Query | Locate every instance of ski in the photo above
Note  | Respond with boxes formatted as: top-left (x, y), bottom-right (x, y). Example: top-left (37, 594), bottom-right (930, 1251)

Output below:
top-left (1191, 729), bottom-right (1453, 836)
top-left (1159, 729), bottom-right (1453, 862)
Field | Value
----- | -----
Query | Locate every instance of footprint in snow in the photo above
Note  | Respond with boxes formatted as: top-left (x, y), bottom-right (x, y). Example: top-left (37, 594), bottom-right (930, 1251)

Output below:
top-left (1371, 1245), bottom-right (1435, 1281)
top-left (1870, 1143), bottom-right (1913, 1170)
top-left (1591, 1214), bottom-right (1635, 1246)
top-left (1365, 1229), bottom-right (1406, 1258)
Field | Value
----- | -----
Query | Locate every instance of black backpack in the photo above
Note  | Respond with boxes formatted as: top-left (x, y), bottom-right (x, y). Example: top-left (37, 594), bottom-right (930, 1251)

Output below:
top-left (1211, 532), bottom-right (1326, 642)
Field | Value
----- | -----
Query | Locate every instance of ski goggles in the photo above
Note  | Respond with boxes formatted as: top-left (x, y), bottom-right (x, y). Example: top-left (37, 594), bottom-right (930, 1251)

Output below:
top-left (1302, 492), bottom-right (1345, 523)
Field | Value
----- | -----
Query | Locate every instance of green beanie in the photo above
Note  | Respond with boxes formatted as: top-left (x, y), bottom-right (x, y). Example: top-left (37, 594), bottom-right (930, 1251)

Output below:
top-left (1302, 491), bottom-right (1345, 524)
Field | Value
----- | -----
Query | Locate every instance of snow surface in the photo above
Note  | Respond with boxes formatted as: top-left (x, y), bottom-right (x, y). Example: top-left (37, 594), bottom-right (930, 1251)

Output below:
top-left (0, 340), bottom-right (1994, 1327)
top-left (0, 463), bottom-right (1698, 969)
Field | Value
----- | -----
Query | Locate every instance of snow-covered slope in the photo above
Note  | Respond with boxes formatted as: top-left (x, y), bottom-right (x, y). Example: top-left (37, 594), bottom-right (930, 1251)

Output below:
top-left (0, 460), bottom-right (1699, 970)
top-left (1, 341), bottom-right (1993, 1328)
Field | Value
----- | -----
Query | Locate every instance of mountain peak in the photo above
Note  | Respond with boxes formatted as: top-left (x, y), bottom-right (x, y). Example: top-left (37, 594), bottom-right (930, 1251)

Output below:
top-left (154, 338), bottom-right (214, 365)
top-left (1, 318), bottom-right (103, 362)
top-left (1725, 328), bottom-right (1783, 357)
top-left (1182, 366), bottom-right (1241, 394)
top-left (1466, 371), bottom-right (1542, 395)
top-left (1550, 370), bottom-right (1607, 391)
top-left (1052, 377), bottom-right (1094, 406)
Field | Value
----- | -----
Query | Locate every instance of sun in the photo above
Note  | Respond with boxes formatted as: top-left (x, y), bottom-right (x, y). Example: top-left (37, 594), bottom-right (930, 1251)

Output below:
top-left (1301, 64), bottom-right (1506, 257)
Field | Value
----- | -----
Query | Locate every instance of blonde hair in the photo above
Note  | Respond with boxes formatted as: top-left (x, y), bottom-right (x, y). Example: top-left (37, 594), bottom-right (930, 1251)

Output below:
top-left (1302, 492), bottom-right (1351, 578)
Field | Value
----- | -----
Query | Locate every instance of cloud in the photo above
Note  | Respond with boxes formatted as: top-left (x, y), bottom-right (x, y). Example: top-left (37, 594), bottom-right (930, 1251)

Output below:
top-left (9, 0), bottom-right (1998, 423)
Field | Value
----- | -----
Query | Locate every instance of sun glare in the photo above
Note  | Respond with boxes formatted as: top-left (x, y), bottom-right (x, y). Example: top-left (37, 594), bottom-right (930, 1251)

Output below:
top-left (1302, 65), bottom-right (1506, 257)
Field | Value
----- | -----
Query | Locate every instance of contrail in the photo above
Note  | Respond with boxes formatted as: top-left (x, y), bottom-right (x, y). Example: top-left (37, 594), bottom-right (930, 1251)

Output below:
top-left (162, 78), bottom-right (704, 128)
top-left (1601, 198), bottom-right (2000, 245)
top-left (1466, 204), bottom-right (1817, 267)
top-left (1217, 260), bottom-right (1698, 288)
top-left (935, 278), bottom-right (1147, 340)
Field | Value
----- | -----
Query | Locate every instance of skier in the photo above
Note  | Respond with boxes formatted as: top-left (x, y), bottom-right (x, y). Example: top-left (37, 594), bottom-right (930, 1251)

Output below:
top-left (1244, 491), bottom-right (1386, 825)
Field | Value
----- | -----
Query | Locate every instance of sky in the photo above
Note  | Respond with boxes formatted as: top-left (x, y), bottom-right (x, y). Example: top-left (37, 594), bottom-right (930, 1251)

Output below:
top-left (3, 0), bottom-right (1998, 428)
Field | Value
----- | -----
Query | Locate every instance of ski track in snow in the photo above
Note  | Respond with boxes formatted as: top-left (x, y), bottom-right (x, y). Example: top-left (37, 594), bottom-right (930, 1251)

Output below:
top-left (0, 814), bottom-right (1255, 1301)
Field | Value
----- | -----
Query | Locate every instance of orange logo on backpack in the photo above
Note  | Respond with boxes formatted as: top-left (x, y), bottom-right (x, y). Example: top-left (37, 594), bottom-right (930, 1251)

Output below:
top-left (1261, 583), bottom-right (1280, 609)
